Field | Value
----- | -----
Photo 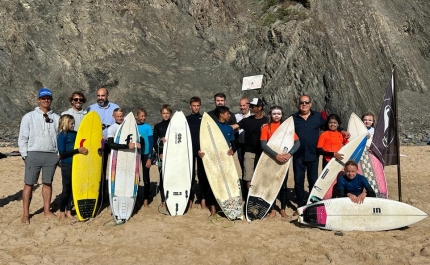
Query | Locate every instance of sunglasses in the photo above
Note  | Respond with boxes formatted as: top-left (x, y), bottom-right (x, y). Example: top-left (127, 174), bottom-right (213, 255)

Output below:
top-left (249, 105), bottom-right (258, 109)
top-left (72, 98), bottom-right (84, 103)
top-left (43, 113), bottom-right (53, 123)
top-left (299, 100), bottom-right (311, 105)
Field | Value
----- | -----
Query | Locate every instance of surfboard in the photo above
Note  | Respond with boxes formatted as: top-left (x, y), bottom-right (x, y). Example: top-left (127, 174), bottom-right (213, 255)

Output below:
top-left (162, 111), bottom-right (193, 216)
top-left (348, 113), bottom-right (388, 198)
top-left (199, 112), bottom-right (243, 220)
top-left (246, 117), bottom-right (295, 221)
top-left (108, 112), bottom-right (141, 223)
top-left (298, 198), bottom-right (428, 231)
top-left (307, 133), bottom-right (368, 205)
top-left (72, 111), bottom-right (103, 221)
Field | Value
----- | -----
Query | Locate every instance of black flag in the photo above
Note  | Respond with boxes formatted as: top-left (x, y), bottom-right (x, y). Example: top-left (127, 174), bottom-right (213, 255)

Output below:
top-left (370, 71), bottom-right (399, 166)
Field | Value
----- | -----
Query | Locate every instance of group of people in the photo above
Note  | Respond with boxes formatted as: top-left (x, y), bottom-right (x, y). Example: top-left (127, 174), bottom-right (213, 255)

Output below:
top-left (18, 88), bottom-right (377, 224)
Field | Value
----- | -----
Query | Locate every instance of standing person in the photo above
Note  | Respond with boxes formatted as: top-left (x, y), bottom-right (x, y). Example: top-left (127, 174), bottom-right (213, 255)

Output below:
top-left (135, 108), bottom-right (153, 208)
top-left (107, 108), bottom-right (139, 151)
top-left (57, 114), bottom-right (88, 220)
top-left (317, 114), bottom-right (349, 169)
top-left (87, 87), bottom-right (119, 138)
top-left (207, 92), bottom-right (237, 125)
top-left (234, 97), bottom-right (251, 186)
top-left (198, 106), bottom-right (237, 216)
top-left (231, 98), bottom-right (268, 191)
top-left (153, 104), bottom-right (172, 209)
top-left (87, 87), bottom-right (120, 192)
top-left (260, 106), bottom-right (300, 218)
top-left (186, 97), bottom-right (209, 210)
top-left (361, 112), bottom-right (376, 137)
top-left (18, 88), bottom-right (60, 224)
top-left (291, 95), bottom-right (349, 214)
top-left (61, 91), bottom-right (87, 130)
top-left (338, 161), bottom-right (376, 204)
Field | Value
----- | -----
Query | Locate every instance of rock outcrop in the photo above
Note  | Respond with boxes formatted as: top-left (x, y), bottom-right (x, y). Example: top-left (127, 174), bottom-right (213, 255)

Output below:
top-left (0, 0), bottom-right (429, 144)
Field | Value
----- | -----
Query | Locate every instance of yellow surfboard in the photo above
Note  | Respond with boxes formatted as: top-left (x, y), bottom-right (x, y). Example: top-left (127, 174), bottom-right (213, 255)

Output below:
top-left (72, 111), bottom-right (103, 221)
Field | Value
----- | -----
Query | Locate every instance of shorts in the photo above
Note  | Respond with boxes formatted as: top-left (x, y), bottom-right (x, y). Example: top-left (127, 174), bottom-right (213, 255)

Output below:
top-left (243, 152), bottom-right (257, 182)
top-left (24, 152), bottom-right (59, 185)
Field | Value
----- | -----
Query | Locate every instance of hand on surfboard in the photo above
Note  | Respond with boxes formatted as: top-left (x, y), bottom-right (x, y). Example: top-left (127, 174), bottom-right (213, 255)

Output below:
top-left (78, 147), bottom-right (89, 155)
top-left (275, 153), bottom-right (291, 164)
top-left (341, 130), bottom-right (351, 139)
top-left (128, 140), bottom-right (140, 149)
top-left (198, 150), bottom-right (205, 158)
top-left (333, 152), bottom-right (344, 161)
top-left (347, 191), bottom-right (367, 204)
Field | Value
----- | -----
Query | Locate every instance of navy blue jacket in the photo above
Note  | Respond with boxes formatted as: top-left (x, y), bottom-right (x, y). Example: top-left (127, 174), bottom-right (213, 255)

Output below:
top-left (292, 110), bottom-right (326, 162)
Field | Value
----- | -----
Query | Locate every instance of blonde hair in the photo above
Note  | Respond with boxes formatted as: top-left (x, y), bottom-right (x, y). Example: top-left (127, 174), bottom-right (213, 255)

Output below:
top-left (58, 114), bottom-right (75, 134)
top-left (135, 108), bottom-right (147, 117)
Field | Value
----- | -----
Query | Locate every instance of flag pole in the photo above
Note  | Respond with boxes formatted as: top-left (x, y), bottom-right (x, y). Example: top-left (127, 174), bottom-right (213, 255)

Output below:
top-left (393, 64), bottom-right (402, 202)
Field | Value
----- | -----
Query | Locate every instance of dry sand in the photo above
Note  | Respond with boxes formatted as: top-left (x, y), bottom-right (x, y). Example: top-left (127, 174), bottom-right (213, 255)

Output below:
top-left (0, 146), bottom-right (429, 265)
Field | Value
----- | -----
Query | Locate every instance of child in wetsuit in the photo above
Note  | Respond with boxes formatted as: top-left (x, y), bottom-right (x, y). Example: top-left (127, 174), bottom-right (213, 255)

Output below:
top-left (337, 160), bottom-right (376, 204)
top-left (57, 114), bottom-right (88, 220)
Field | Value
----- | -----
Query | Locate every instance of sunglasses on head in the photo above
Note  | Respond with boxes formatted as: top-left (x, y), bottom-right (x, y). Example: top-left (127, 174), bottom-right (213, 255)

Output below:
top-left (72, 98), bottom-right (84, 103)
top-left (43, 113), bottom-right (53, 123)
top-left (299, 100), bottom-right (311, 105)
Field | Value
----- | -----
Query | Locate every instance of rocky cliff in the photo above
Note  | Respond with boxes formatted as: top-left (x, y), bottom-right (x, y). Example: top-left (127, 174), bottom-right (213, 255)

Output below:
top-left (1, 0), bottom-right (429, 144)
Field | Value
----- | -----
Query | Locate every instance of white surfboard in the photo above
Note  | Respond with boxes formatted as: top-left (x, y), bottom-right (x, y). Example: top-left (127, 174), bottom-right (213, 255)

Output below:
top-left (298, 198), bottom-right (428, 231)
top-left (307, 133), bottom-right (368, 205)
top-left (348, 113), bottom-right (388, 198)
top-left (162, 111), bottom-right (193, 216)
top-left (108, 112), bottom-right (141, 223)
top-left (246, 117), bottom-right (295, 221)
top-left (199, 112), bottom-right (243, 220)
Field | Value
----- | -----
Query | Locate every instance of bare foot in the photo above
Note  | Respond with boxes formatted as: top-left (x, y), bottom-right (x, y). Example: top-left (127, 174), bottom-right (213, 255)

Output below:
top-left (21, 215), bottom-right (30, 225)
top-left (292, 210), bottom-right (299, 216)
top-left (59, 212), bottom-right (66, 220)
top-left (188, 201), bottom-right (193, 210)
top-left (268, 210), bottom-right (277, 218)
top-left (144, 200), bottom-right (149, 207)
top-left (280, 210), bottom-right (289, 219)
top-left (210, 206), bottom-right (216, 216)
top-left (65, 211), bottom-right (73, 218)
top-left (44, 212), bottom-right (57, 218)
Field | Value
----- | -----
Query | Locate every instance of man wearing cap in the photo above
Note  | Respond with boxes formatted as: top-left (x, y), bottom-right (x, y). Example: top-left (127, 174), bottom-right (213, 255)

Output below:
top-left (231, 98), bottom-right (268, 190)
top-left (18, 88), bottom-right (60, 224)
top-left (207, 92), bottom-right (237, 125)
top-left (61, 91), bottom-right (87, 130)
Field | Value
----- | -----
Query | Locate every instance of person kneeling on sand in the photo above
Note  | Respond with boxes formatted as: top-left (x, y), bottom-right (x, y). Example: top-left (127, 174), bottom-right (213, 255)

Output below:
top-left (337, 160), bottom-right (376, 204)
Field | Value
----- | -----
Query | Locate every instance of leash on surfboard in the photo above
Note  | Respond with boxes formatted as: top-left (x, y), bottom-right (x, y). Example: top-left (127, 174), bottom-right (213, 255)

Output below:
top-left (208, 211), bottom-right (236, 228)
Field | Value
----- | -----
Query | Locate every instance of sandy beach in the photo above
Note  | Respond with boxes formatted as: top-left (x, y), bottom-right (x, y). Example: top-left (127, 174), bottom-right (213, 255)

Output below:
top-left (0, 145), bottom-right (429, 265)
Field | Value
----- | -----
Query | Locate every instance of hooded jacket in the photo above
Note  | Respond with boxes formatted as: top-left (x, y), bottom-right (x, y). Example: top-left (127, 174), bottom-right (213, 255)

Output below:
top-left (18, 107), bottom-right (60, 158)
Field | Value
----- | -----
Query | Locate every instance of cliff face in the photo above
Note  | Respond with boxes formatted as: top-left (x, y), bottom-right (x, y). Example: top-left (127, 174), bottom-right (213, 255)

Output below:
top-left (0, 0), bottom-right (429, 142)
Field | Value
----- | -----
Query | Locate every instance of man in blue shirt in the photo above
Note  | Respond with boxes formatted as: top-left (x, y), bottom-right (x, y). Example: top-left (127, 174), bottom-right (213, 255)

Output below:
top-left (292, 95), bottom-right (348, 212)
top-left (87, 87), bottom-right (120, 196)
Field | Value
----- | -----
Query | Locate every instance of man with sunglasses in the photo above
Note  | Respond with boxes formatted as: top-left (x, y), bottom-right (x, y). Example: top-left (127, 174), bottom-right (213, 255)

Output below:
top-left (61, 91), bottom-right (87, 130)
top-left (291, 95), bottom-right (349, 214)
top-left (18, 88), bottom-right (60, 224)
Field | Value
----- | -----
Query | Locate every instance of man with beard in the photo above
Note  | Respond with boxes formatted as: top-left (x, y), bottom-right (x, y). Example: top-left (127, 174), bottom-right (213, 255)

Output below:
top-left (87, 87), bottom-right (120, 195)
top-left (207, 92), bottom-right (237, 125)
top-left (87, 87), bottom-right (120, 138)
